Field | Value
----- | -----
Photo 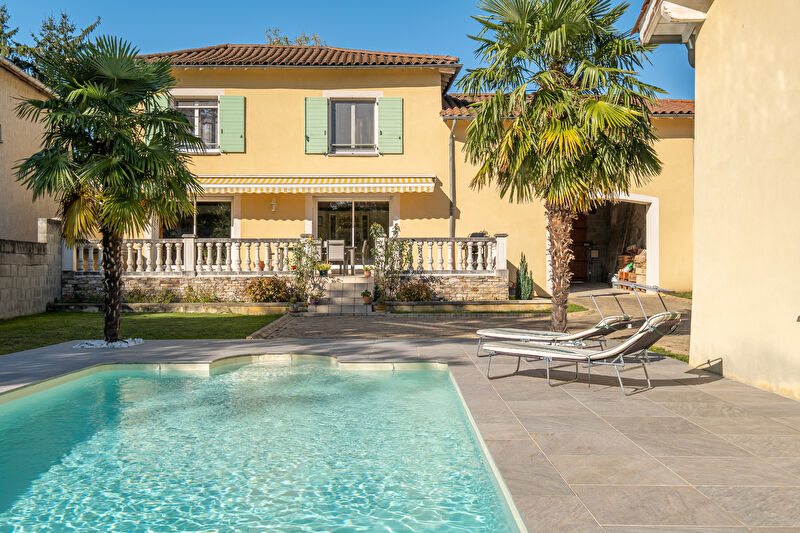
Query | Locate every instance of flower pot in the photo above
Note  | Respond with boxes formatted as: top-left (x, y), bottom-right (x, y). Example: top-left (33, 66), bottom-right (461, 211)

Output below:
top-left (363, 296), bottom-right (372, 304)
top-left (375, 302), bottom-right (387, 312)
top-left (363, 270), bottom-right (372, 278)
top-left (319, 270), bottom-right (328, 277)
top-left (258, 261), bottom-right (265, 271)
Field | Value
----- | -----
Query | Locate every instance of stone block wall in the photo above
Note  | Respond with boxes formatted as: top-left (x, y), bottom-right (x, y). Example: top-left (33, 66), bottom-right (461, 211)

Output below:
top-left (0, 219), bottom-right (62, 318)
top-left (61, 273), bottom-right (294, 303)
top-left (62, 272), bottom-right (509, 303)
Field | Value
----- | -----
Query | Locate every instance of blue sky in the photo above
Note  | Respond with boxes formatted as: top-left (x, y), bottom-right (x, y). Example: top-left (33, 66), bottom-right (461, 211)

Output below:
top-left (7, 0), bottom-right (694, 99)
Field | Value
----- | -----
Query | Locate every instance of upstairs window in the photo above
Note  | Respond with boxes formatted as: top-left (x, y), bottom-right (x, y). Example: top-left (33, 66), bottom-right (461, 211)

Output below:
top-left (330, 100), bottom-right (376, 154)
top-left (175, 99), bottom-right (219, 150)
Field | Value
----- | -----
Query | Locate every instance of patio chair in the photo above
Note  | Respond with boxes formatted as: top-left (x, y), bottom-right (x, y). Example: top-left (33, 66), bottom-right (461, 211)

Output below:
top-left (482, 311), bottom-right (681, 395)
top-left (326, 240), bottom-right (346, 275)
top-left (475, 314), bottom-right (633, 356)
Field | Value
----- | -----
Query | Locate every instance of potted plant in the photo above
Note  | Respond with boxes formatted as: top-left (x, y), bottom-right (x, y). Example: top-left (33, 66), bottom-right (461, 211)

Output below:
top-left (363, 265), bottom-right (374, 278)
top-left (361, 289), bottom-right (372, 304)
top-left (308, 291), bottom-right (322, 305)
top-left (317, 263), bottom-right (331, 277)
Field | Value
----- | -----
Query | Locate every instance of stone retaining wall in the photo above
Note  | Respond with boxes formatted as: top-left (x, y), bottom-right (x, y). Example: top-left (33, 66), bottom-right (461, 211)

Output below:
top-left (412, 273), bottom-right (509, 301)
top-left (0, 219), bottom-right (62, 319)
top-left (62, 272), bottom-right (509, 303)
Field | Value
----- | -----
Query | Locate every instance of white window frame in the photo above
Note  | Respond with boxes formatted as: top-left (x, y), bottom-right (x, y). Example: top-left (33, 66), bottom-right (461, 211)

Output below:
top-left (174, 98), bottom-right (220, 153)
top-left (328, 99), bottom-right (379, 155)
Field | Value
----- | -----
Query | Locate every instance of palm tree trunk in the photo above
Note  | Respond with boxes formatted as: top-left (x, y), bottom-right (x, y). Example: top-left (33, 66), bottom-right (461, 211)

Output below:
top-left (101, 226), bottom-right (123, 342)
top-left (546, 204), bottom-right (577, 332)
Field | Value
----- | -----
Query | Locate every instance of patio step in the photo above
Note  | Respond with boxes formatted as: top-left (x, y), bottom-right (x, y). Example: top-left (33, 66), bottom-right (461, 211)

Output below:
top-left (309, 275), bottom-right (374, 315)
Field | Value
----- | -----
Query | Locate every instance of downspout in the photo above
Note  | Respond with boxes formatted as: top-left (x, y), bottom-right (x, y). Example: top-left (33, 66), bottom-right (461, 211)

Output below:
top-left (449, 119), bottom-right (457, 239)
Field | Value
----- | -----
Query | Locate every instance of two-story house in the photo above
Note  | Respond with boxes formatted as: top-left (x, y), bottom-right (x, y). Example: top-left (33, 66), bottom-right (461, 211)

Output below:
top-left (123, 43), bottom-right (694, 298)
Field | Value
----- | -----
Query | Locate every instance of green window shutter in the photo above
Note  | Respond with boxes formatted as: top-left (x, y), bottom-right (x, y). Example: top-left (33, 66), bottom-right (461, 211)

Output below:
top-left (378, 97), bottom-right (403, 154)
top-left (305, 97), bottom-right (329, 154)
top-left (219, 95), bottom-right (246, 153)
top-left (153, 92), bottom-right (170, 111)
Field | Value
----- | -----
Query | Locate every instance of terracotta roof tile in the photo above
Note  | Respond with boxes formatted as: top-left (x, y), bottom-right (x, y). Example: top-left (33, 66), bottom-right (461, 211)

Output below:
top-left (441, 93), bottom-right (694, 117)
top-left (141, 43), bottom-right (459, 68)
top-left (142, 43), bottom-right (461, 91)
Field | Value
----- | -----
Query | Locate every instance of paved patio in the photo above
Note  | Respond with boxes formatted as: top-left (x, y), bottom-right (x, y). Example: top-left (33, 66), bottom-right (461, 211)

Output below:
top-left (1, 332), bottom-right (798, 531)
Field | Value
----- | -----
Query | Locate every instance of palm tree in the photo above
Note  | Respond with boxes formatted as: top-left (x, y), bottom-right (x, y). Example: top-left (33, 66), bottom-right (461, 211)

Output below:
top-left (15, 36), bottom-right (203, 342)
top-left (459, 0), bottom-right (662, 331)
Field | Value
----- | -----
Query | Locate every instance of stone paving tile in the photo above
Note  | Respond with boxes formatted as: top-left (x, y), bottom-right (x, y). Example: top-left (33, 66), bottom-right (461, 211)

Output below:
top-left (517, 414), bottom-right (618, 434)
top-left (697, 486), bottom-right (800, 527)
top-left (659, 456), bottom-right (800, 486)
top-left (603, 415), bottom-right (710, 435)
top-left (624, 432), bottom-right (754, 458)
top-left (718, 435), bottom-right (800, 458)
top-left (549, 455), bottom-right (687, 485)
top-left (533, 432), bottom-right (648, 456)
top-left (687, 416), bottom-right (800, 435)
top-left (512, 495), bottom-right (604, 533)
top-left (572, 485), bottom-right (741, 527)
top-left (603, 527), bottom-right (748, 533)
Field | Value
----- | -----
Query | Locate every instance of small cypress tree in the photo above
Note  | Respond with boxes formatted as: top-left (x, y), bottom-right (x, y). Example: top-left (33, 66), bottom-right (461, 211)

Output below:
top-left (516, 253), bottom-right (533, 300)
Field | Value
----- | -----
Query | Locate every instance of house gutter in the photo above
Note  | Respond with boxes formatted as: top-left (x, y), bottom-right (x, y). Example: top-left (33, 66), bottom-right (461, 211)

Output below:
top-left (448, 119), bottom-right (457, 238)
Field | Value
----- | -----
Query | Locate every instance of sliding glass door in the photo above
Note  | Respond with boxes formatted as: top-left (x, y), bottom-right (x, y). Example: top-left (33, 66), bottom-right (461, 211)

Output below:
top-left (316, 200), bottom-right (390, 254)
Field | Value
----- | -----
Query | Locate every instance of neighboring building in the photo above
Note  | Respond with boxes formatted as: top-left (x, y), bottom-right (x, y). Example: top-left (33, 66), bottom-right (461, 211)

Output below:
top-left (636, 0), bottom-right (800, 399)
top-left (0, 57), bottom-right (58, 241)
top-left (136, 43), bottom-right (694, 296)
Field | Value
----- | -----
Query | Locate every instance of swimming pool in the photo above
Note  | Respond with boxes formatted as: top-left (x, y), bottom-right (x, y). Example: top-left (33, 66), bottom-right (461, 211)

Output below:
top-left (0, 360), bottom-right (521, 531)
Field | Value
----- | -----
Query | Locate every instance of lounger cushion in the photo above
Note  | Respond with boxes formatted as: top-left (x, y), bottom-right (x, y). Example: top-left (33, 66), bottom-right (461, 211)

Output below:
top-left (477, 314), bottom-right (632, 343)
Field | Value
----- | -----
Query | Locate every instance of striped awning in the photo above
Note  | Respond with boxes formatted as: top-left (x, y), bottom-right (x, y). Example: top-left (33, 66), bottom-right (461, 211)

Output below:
top-left (197, 176), bottom-right (436, 194)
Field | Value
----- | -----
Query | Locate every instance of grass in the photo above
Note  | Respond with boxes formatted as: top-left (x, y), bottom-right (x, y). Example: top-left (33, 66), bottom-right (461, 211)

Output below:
top-left (390, 303), bottom-right (589, 314)
top-left (670, 291), bottom-right (692, 300)
top-left (649, 346), bottom-right (689, 363)
top-left (0, 312), bottom-right (281, 356)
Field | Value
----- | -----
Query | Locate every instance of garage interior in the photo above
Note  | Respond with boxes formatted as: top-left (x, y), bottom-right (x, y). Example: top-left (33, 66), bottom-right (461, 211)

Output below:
top-left (570, 201), bottom-right (647, 284)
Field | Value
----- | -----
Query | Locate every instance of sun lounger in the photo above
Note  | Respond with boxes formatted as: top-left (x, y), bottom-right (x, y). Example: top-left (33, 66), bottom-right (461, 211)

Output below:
top-left (476, 314), bottom-right (633, 355)
top-left (482, 311), bottom-right (681, 395)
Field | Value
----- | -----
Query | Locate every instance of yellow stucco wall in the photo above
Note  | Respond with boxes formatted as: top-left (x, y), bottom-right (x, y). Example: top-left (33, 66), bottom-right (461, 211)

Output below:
top-left (690, 0), bottom-right (800, 399)
top-left (0, 64), bottom-right (58, 241)
top-left (176, 67), bottom-right (693, 297)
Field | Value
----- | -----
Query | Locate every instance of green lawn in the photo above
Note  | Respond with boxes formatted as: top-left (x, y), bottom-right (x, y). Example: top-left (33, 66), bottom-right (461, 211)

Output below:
top-left (671, 291), bottom-right (692, 300)
top-left (0, 312), bottom-right (281, 355)
top-left (649, 346), bottom-right (689, 363)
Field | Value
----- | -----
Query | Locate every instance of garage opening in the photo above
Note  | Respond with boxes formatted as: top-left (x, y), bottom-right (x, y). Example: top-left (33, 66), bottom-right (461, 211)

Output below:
top-left (570, 201), bottom-right (647, 284)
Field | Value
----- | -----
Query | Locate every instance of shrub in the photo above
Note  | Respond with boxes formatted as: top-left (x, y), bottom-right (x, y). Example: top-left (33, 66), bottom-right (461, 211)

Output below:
top-left (124, 287), bottom-right (178, 303)
top-left (516, 253), bottom-right (533, 300)
top-left (182, 286), bottom-right (220, 303)
top-left (124, 287), bottom-right (151, 303)
top-left (246, 276), bottom-right (290, 303)
top-left (395, 279), bottom-right (434, 302)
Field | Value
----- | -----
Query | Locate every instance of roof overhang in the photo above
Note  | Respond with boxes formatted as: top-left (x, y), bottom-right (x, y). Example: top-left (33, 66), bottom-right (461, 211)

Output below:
top-left (196, 175), bottom-right (436, 194)
top-left (636, 0), bottom-right (708, 46)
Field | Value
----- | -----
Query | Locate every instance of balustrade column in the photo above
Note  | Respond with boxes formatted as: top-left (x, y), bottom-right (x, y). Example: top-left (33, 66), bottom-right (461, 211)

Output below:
top-left (281, 243), bottom-right (289, 271)
top-left (426, 241), bottom-right (434, 271)
top-left (155, 243), bottom-right (163, 272)
top-left (164, 243), bottom-right (173, 271)
top-left (446, 241), bottom-right (453, 270)
top-left (437, 241), bottom-right (444, 270)
top-left (466, 241), bottom-right (474, 271)
top-left (243, 242), bottom-right (252, 272)
top-left (196, 243), bottom-right (203, 271)
top-left (175, 243), bottom-right (183, 272)
top-left (205, 243), bottom-right (213, 270)
top-left (96, 243), bottom-right (103, 273)
top-left (145, 243), bottom-right (155, 272)
top-left (214, 243), bottom-right (223, 271)
top-left (416, 242), bottom-right (423, 271)
top-left (125, 242), bottom-right (134, 272)
top-left (232, 242), bottom-right (241, 272)
top-left (136, 244), bottom-right (144, 272)
top-left (86, 244), bottom-right (94, 272)
top-left (477, 242), bottom-right (485, 271)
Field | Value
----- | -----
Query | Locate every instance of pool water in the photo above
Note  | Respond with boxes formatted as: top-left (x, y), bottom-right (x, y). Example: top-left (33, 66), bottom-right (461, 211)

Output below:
top-left (0, 362), bottom-right (520, 531)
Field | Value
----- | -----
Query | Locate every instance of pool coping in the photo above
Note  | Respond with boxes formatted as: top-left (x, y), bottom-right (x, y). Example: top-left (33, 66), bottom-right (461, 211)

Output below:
top-left (0, 352), bottom-right (529, 533)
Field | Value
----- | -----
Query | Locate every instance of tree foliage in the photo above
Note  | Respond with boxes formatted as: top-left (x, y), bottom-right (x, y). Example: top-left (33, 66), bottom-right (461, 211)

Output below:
top-left (0, 3), bottom-right (26, 68)
top-left (15, 36), bottom-right (203, 341)
top-left (458, 0), bottom-right (663, 330)
top-left (25, 12), bottom-right (100, 78)
top-left (264, 27), bottom-right (325, 46)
